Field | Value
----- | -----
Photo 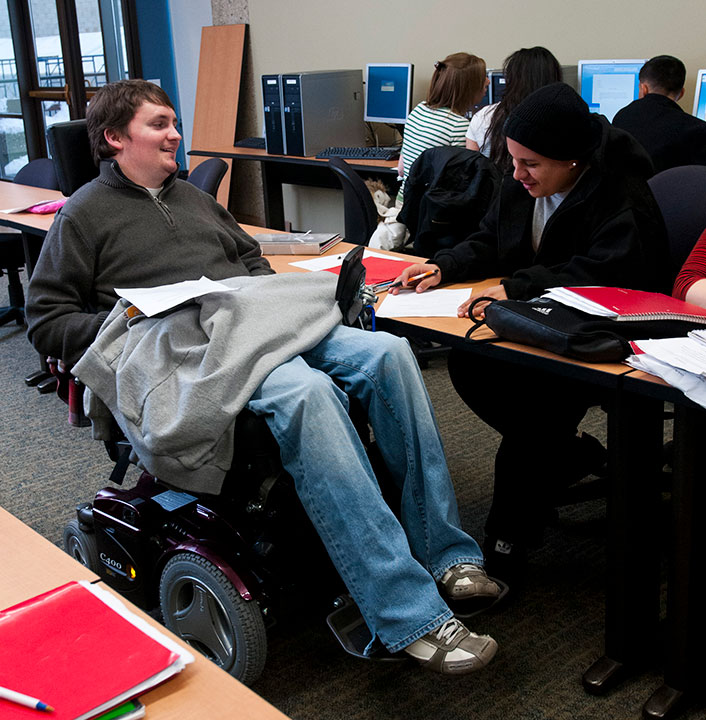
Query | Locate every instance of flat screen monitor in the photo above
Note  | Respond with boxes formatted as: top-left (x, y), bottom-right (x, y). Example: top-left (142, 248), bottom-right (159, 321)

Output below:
top-left (578, 59), bottom-right (646, 121)
top-left (364, 63), bottom-right (414, 124)
top-left (489, 71), bottom-right (507, 104)
top-left (693, 69), bottom-right (706, 120)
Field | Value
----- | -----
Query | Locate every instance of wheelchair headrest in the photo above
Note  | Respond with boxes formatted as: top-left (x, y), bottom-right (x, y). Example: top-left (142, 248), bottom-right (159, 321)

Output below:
top-left (47, 119), bottom-right (100, 196)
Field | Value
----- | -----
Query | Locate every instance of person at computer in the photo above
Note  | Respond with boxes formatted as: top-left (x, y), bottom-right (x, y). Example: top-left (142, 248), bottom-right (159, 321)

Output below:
top-left (391, 83), bottom-right (670, 582)
top-left (396, 52), bottom-right (488, 204)
top-left (612, 55), bottom-right (706, 173)
top-left (465, 46), bottom-right (563, 173)
top-left (673, 227), bottom-right (706, 305)
top-left (26, 79), bottom-right (502, 675)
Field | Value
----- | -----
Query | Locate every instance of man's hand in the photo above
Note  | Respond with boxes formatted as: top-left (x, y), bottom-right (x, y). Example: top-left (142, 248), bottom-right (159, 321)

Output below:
top-left (457, 284), bottom-right (508, 319)
top-left (388, 263), bottom-right (442, 294)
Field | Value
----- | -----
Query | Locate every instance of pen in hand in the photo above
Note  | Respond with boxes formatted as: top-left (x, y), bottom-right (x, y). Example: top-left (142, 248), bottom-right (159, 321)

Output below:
top-left (0, 686), bottom-right (54, 713)
top-left (388, 268), bottom-right (439, 290)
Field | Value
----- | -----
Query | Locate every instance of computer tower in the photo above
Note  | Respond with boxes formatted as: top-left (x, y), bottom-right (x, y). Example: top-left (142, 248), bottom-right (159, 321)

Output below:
top-left (560, 65), bottom-right (579, 92)
top-left (475, 65), bottom-right (579, 110)
top-left (280, 70), bottom-right (365, 156)
top-left (262, 74), bottom-right (285, 155)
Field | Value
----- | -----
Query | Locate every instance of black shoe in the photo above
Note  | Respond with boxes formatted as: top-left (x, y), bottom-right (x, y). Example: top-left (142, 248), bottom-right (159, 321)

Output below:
top-left (573, 432), bottom-right (607, 479)
top-left (483, 537), bottom-right (527, 589)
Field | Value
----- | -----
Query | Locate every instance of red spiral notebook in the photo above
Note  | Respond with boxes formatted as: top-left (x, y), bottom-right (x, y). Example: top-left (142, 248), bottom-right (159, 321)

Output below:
top-left (326, 256), bottom-right (413, 286)
top-left (0, 581), bottom-right (193, 720)
top-left (545, 286), bottom-right (706, 324)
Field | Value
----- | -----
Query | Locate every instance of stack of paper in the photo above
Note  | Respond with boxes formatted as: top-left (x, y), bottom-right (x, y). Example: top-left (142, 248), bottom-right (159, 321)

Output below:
top-left (0, 580), bottom-right (193, 720)
top-left (627, 330), bottom-right (706, 408)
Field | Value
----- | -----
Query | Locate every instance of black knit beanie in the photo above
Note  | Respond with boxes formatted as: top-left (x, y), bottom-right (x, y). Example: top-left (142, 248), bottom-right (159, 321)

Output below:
top-left (503, 82), bottom-right (602, 160)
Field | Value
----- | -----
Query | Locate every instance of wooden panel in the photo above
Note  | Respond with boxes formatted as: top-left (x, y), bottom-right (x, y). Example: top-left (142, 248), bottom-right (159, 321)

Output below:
top-left (0, 507), bottom-right (99, 610)
top-left (190, 24), bottom-right (246, 208)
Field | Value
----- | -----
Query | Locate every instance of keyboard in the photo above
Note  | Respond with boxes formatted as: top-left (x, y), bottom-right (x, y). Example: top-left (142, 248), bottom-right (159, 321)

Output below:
top-left (316, 146), bottom-right (400, 161)
top-left (234, 136), bottom-right (266, 149)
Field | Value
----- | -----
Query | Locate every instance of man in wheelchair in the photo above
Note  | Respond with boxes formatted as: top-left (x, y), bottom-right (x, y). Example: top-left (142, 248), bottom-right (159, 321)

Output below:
top-left (26, 79), bottom-right (500, 675)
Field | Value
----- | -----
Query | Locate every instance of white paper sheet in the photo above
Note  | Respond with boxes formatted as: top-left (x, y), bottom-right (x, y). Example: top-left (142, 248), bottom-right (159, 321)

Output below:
top-left (288, 249), bottom-right (411, 272)
top-left (114, 276), bottom-right (234, 317)
top-left (375, 288), bottom-right (472, 318)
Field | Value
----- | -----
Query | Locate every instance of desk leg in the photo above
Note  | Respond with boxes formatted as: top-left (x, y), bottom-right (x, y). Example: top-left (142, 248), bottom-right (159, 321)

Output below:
top-left (642, 403), bottom-right (706, 720)
top-left (583, 390), bottom-right (663, 694)
top-left (260, 163), bottom-right (286, 230)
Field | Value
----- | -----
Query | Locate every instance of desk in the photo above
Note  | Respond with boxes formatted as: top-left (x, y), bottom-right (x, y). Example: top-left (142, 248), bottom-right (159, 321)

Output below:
top-left (364, 261), bottom-right (660, 705)
top-left (190, 145), bottom-right (399, 229)
top-left (0, 505), bottom-right (290, 720)
top-left (0, 181), bottom-right (64, 279)
top-left (269, 242), bottom-right (676, 715)
top-left (0, 181), bottom-right (63, 236)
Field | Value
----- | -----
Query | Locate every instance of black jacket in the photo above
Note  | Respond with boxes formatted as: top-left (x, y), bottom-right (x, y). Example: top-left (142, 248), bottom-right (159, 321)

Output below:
top-left (612, 93), bottom-right (706, 173)
top-left (432, 117), bottom-right (671, 299)
top-left (398, 146), bottom-right (501, 256)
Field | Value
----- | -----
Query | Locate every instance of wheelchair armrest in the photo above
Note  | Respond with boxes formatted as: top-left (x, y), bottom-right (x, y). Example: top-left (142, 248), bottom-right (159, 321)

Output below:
top-left (47, 357), bottom-right (91, 427)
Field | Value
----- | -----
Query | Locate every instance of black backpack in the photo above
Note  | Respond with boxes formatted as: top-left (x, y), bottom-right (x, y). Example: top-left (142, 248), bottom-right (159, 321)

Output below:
top-left (398, 146), bottom-right (501, 256)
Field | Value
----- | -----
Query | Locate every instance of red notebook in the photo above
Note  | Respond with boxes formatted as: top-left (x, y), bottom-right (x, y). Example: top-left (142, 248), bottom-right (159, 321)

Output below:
top-left (0, 581), bottom-right (192, 720)
top-left (326, 256), bottom-right (413, 286)
top-left (546, 286), bottom-right (706, 324)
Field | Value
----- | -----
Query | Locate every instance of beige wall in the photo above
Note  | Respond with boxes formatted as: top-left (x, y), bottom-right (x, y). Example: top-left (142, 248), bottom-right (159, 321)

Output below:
top-left (249, 0), bottom-right (706, 113)
top-left (217, 0), bottom-right (706, 229)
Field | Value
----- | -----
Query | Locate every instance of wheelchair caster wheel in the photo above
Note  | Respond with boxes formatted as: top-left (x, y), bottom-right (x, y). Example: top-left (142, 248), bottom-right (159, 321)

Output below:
top-left (159, 553), bottom-right (267, 686)
top-left (63, 518), bottom-right (99, 571)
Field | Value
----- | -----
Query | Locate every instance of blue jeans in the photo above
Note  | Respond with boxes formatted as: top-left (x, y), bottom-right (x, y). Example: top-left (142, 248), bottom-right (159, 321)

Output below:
top-left (246, 325), bottom-right (484, 653)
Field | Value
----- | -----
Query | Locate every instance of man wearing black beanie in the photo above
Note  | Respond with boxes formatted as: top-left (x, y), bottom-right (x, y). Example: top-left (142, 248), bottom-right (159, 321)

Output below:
top-left (391, 82), bottom-right (670, 585)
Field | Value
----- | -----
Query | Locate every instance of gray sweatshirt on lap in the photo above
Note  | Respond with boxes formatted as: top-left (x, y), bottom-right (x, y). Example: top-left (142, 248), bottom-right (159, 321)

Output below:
top-left (74, 272), bottom-right (342, 495)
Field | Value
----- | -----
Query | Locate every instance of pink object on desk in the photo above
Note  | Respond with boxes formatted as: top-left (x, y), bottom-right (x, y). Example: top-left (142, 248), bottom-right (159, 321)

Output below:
top-left (27, 198), bottom-right (66, 214)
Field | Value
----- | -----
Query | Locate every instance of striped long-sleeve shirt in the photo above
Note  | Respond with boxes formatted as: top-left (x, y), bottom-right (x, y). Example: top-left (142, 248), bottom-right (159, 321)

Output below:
top-left (673, 228), bottom-right (706, 299)
top-left (398, 101), bottom-right (470, 203)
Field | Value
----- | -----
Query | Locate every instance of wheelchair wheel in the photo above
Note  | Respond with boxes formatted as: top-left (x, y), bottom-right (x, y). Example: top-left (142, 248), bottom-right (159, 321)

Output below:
top-left (159, 553), bottom-right (267, 686)
top-left (63, 519), bottom-right (99, 571)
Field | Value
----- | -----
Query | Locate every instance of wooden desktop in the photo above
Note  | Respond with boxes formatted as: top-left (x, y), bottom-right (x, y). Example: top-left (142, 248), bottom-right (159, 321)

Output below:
top-left (0, 506), bottom-right (290, 720)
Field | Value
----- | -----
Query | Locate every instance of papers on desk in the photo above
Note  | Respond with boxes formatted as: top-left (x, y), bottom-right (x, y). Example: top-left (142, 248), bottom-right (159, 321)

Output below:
top-left (0, 580), bottom-right (193, 720)
top-left (376, 288), bottom-right (471, 318)
top-left (627, 330), bottom-right (706, 408)
top-left (115, 276), bottom-right (235, 317)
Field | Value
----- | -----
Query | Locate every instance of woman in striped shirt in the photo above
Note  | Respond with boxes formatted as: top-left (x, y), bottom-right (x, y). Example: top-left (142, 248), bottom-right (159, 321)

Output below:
top-left (397, 53), bottom-right (488, 204)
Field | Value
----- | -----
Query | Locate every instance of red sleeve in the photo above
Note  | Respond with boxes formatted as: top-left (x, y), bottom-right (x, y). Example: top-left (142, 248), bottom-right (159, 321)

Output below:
top-left (673, 228), bottom-right (706, 299)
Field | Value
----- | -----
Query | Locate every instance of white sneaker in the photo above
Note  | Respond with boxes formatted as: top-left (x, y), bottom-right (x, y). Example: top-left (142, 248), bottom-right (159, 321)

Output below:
top-left (440, 563), bottom-right (501, 600)
top-left (404, 618), bottom-right (498, 674)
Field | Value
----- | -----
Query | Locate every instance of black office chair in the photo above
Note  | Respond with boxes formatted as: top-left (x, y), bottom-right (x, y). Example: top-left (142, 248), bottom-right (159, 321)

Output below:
top-left (647, 165), bottom-right (706, 282)
top-left (0, 158), bottom-right (60, 326)
top-left (47, 119), bottom-right (99, 197)
top-left (327, 157), bottom-right (378, 246)
top-left (186, 158), bottom-right (228, 199)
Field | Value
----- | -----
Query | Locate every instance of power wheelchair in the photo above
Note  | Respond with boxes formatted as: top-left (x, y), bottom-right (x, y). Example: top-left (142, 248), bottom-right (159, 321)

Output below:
top-left (59, 247), bottom-right (501, 685)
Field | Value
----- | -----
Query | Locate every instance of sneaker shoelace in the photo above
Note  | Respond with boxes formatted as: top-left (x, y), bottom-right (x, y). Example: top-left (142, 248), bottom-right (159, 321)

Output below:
top-left (433, 619), bottom-right (466, 646)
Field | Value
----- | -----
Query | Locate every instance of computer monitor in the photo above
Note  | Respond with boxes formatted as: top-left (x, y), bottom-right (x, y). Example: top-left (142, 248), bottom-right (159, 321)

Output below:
top-left (693, 69), bottom-right (706, 120)
top-left (578, 59), bottom-right (646, 121)
top-left (364, 63), bottom-right (414, 124)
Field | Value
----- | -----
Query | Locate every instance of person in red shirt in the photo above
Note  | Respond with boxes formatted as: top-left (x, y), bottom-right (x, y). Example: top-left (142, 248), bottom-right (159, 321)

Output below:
top-left (673, 228), bottom-right (706, 305)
